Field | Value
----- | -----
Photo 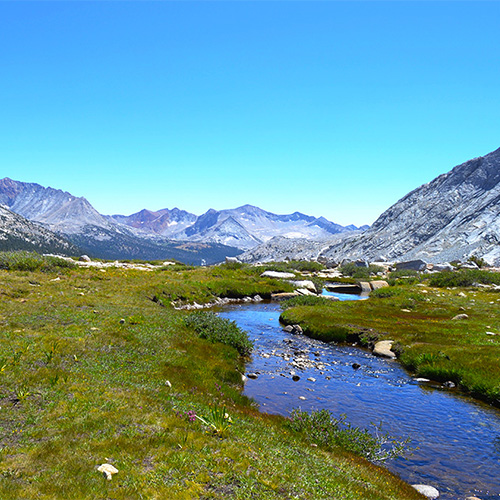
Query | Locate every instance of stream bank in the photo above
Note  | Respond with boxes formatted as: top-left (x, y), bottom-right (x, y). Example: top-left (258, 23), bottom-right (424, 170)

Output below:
top-left (218, 301), bottom-right (500, 500)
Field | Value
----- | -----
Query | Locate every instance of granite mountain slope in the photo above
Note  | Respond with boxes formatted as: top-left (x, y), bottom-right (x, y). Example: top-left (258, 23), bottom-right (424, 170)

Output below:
top-left (319, 147), bottom-right (500, 266)
top-left (0, 205), bottom-right (79, 255)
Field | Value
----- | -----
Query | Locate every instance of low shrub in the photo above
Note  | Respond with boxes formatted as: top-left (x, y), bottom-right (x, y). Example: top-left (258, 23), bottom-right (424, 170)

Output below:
top-left (428, 270), bottom-right (500, 288)
top-left (0, 251), bottom-right (76, 272)
top-left (184, 311), bottom-right (253, 356)
top-left (339, 262), bottom-right (384, 279)
top-left (288, 409), bottom-right (411, 464)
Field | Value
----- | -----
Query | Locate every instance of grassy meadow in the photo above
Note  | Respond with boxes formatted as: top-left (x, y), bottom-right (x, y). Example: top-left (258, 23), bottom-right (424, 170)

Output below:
top-left (281, 271), bottom-right (500, 405)
top-left (0, 253), bottom-right (423, 500)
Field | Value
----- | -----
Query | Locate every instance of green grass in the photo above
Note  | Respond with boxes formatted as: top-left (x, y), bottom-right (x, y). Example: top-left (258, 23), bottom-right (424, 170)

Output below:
top-left (0, 251), bottom-right (77, 272)
top-left (155, 264), bottom-right (294, 306)
top-left (280, 282), bottom-right (500, 405)
top-left (0, 260), bottom-right (422, 500)
top-left (257, 260), bottom-right (325, 273)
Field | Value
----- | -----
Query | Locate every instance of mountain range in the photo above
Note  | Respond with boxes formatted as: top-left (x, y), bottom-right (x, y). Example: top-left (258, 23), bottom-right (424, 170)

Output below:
top-left (0, 177), bottom-right (361, 263)
top-left (3, 146), bottom-right (498, 266)
top-left (241, 147), bottom-right (500, 266)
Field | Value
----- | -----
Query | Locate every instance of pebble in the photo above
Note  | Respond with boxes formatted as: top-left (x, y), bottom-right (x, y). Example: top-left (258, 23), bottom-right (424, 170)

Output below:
top-left (97, 463), bottom-right (118, 480)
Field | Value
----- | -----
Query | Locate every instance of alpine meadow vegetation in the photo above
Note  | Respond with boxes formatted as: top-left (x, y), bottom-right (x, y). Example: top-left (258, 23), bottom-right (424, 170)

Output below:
top-left (0, 253), bottom-right (423, 500)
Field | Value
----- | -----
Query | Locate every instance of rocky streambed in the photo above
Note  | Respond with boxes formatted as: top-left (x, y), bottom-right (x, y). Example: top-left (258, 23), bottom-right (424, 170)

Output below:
top-left (218, 301), bottom-right (500, 500)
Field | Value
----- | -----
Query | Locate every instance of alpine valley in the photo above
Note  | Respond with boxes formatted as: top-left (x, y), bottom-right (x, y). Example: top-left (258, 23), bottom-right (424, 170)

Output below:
top-left (2, 146), bottom-right (499, 266)
top-left (0, 178), bottom-right (363, 264)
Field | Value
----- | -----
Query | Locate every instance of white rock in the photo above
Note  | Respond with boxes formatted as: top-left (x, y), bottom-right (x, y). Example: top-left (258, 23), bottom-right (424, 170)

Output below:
top-left (97, 463), bottom-right (118, 480)
top-left (261, 271), bottom-right (296, 279)
top-left (373, 340), bottom-right (396, 359)
top-left (411, 484), bottom-right (439, 499)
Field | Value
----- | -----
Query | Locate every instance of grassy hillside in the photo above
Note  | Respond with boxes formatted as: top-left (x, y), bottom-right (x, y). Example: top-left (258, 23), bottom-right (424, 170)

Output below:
top-left (0, 254), bottom-right (422, 500)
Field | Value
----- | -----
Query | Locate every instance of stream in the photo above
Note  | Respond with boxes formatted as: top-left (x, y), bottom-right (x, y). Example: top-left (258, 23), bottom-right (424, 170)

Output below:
top-left (217, 297), bottom-right (500, 500)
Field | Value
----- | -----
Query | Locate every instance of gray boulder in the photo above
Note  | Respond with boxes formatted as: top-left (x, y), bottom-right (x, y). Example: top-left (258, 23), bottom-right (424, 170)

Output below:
top-left (432, 262), bottom-right (454, 272)
top-left (370, 280), bottom-right (389, 290)
top-left (395, 259), bottom-right (427, 271)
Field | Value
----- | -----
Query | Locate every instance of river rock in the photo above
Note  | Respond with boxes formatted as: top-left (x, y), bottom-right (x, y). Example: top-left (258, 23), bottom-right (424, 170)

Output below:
top-left (292, 324), bottom-right (303, 334)
top-left (352, 363), bottom-right (361, 370)
top-left (370, 280), bottom-right (389, 290)
top-left (289, 280), bottom-right (317, 292)
top-left (452, 313), bottom-right (469, 320)
top-left (292, 375), bottom-right (300, 381)
top-left (296, 288), bottom-right (316, 296)
top-left (283, 325), bottom-right (294, 333)
top-left (411, 484), bottom-right (439, 499)
top-left (261, 271), bottom-right (296, 279)
top-left (247, 373), bottom-right (259, 379)
top-left (253, 295), bottom-right (263, 302)
top-left (395, 259), bottom-right (427, 271)
top-left (373, 340), bottom-right (396, 359)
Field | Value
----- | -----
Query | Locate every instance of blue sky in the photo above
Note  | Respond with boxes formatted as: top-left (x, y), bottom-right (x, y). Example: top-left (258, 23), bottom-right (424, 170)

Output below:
top-left (1, 1), bottom-right (499, 226)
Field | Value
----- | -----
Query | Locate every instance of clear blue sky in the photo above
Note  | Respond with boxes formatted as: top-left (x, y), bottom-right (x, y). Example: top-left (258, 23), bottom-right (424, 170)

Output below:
top-left (1, 1), bottom-right (499, 226)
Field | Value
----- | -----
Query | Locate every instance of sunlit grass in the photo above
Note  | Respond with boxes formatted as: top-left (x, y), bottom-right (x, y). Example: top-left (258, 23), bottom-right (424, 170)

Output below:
top-left (0, 261), bottom-right (423, 499)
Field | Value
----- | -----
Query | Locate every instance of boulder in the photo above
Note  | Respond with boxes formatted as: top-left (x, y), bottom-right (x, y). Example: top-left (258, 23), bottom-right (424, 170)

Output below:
top-left (289, 280), bottom-right (317, 292)
top-left (283, 325), bottom-right (294, 333)
top-left (358, 282), bottom-right (371, 293)
top-left (225, 256), bottom-right (240, 264)
top-left (452, 313), bottom-right (469, 320)
top-left (411, 484), bottom-right (439, 499)
top-left (373, 340), bottom-right (396, 359)
top-left (325, 284), bottom-right (362, 294)
top-left (79, 255), bottom-right (91, 262)
top-left (261, 271), bottom-right (296, 279)
top-left (296, 288), bottom-right (316, 296)
top-left (432, 262), bottom-right (454, 272)
top-left (247, 373), bottom-right (259, 380)
top-left (370, 280), bottom-right (389, 290)
top-left (354, 260), bottom-right (369, 268)
top-left (395, 259), bottom-right (427, 271)
top-left (460, 262), bottom-right (479, 269)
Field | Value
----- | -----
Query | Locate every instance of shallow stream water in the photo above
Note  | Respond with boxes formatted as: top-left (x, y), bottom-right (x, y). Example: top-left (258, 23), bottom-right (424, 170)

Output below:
top-left (218, 298), bottom-right (500, 500)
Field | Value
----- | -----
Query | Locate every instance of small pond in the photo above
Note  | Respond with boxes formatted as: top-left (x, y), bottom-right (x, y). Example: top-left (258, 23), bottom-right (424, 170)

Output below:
top-left (218, 300), bottom-right (500, 500)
